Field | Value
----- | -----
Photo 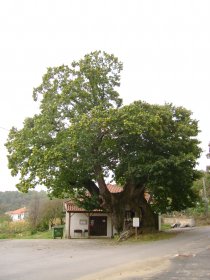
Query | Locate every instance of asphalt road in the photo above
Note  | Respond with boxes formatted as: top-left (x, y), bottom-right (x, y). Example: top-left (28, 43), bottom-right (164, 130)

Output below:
top-left (0, 226), bottom-right (210, 280)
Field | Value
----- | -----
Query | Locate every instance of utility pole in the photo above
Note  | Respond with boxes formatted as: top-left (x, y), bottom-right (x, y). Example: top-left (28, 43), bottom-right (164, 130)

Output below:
top-left (202, 177), bottom-right (208, 216)
top-left (204, 142), bottom-right (210, 216)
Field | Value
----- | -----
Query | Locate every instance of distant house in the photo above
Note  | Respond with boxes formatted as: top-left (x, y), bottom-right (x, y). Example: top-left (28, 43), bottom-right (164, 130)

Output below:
top-left (6, 207), bottom-right (27, 222)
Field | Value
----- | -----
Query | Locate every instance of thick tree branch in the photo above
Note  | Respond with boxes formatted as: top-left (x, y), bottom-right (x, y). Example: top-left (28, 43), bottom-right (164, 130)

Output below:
top-left (94, 165), bottom-right (109, 195)
top-left (84, 180), bottom-right (99, 196)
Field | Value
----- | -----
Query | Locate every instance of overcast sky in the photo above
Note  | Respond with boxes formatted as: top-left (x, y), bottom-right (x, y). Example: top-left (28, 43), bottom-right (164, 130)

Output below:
top-left (1, 0), bottom-right (210, 191)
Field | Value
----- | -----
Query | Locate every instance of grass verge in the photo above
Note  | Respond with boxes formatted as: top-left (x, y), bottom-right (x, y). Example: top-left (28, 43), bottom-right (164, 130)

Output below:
top-left (0, 230), bottom-right (52, 239)
top-left (114, 230), bottom-right (178, 244)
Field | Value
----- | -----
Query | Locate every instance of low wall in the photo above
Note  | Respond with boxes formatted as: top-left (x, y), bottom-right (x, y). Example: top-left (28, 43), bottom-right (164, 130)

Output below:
top-left (162, 217), bottom-right (195, 227)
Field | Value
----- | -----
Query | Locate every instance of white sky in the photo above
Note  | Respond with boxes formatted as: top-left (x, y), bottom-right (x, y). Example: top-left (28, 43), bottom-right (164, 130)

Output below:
top-left (0, 0), bottom-right (210, 191)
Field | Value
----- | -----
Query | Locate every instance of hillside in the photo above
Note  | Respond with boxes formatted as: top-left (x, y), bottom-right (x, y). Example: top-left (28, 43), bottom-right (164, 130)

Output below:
top-left (0, 190), bottom-right (47, 214)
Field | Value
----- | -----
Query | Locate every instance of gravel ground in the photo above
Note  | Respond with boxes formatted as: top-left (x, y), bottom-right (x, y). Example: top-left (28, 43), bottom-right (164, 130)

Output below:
top-left (0, 226), bottom-right (210, 280)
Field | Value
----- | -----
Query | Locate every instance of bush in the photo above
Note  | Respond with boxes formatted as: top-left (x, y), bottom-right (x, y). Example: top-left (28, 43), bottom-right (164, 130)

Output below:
top-left (0, 220), bottom-right (30, 238)
top-left (0, 214), bottom-right (11, 223)
top-left (9, 221), bottom-right (30, 233)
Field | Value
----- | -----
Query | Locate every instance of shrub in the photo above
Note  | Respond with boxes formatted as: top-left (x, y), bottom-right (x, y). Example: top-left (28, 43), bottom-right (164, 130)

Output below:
top-left (0, 220), bottom-right (30, 237)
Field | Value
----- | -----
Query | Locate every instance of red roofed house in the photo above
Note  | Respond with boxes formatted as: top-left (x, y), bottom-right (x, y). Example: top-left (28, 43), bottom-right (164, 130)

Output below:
top-left (64, 184), bottom-right (122, 239)
top-left (6, 207), bottom-right (27, 222)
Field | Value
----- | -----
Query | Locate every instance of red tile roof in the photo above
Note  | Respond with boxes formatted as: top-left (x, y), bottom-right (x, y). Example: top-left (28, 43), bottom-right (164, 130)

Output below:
top-left (106, 184), bottom-right (123, 193)
top-left (64, 184), bottom-right (151, 212)
top-left (65, 184), bottom-right (123, 212)
top-left (65, 201), bottom-right (102, 212)
top-left (6, 207), bottom-right (27, 215)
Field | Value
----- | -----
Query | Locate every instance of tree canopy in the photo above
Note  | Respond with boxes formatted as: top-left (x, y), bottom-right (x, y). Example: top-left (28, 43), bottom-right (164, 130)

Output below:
top-left (5, 51), bottom-right (202, 231)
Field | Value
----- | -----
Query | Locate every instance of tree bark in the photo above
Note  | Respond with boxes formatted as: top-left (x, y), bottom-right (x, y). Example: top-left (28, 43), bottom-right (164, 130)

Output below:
top-left (99, 181), bottom-right (157, 233)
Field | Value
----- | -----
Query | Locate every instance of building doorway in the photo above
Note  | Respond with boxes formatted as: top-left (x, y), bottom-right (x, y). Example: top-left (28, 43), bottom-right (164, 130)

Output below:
top-left (89, 216), bottom-right (107, 236)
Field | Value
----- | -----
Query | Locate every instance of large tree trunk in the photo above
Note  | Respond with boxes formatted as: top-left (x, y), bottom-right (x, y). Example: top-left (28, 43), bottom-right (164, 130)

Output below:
top-left (94, 164), bottom-right (157, 233)
top-left (138, 196), bottom-right (158, 232)
top-left (99, 182), bottom-right (157, 234)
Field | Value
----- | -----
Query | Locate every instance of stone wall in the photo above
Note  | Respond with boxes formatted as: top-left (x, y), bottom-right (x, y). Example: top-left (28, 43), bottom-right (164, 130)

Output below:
top-left (162, 217), bottom-right (195, 227)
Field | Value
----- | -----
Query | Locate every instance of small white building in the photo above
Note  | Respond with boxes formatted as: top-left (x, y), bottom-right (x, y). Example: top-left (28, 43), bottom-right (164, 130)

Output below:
top-left (64, 201), bottom-right (116, 238)
top-left (64, 184), bottom-right (122, 239)
top-left (6, 207), bottom-right (27, 222)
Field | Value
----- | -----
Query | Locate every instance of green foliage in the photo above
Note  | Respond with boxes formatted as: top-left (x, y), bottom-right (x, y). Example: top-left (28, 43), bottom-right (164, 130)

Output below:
top-left (184, 171), bottom-right (210, 218)
top-left (5, 51), bottom-right (123, 195)
top-left (186, 201), bottom-right (208, 215)
top-left (72, 188), bottom-right (101, 211)
top-left (0, 192), bottom-right (64, 238)
top-left (37, 198), bottom-right (65, 230)
top-left (0, 220), bottom-right (30, 239)
top-left (27, 230), bottom-right (52, 239)
top-left (0, 190), bottom-right (65, 238)
top-left (5, 51), bottom-right (201, 215)
top-left (0, 224), bottom-right (52, 239)
top-left (0, 213), bottom-right (11, 223)
top-left (27, 196), bottom-right (64, 232)
top-left (192, 171), bottom-right (210, 198)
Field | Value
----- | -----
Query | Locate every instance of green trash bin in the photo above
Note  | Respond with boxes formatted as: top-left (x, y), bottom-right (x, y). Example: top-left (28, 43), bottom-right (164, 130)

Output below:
top-left (52, 225), bottom-right (64, 239)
